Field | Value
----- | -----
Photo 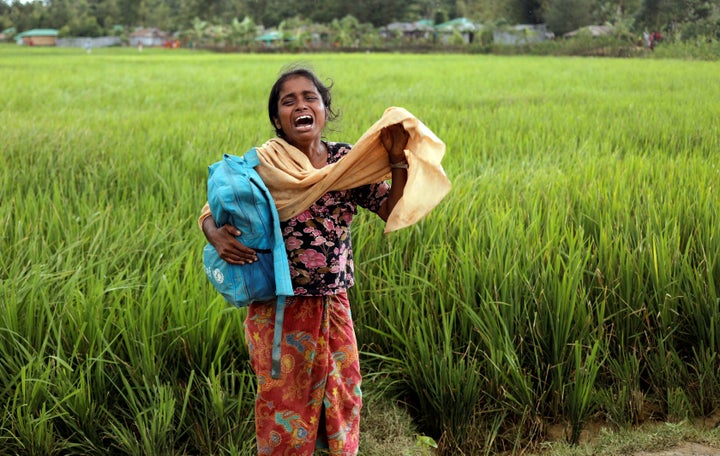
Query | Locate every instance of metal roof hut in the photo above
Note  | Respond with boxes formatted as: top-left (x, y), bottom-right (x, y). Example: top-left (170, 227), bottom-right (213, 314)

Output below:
top-left (493, 24), bottom-right (552, 45)
top-left (129, 28), bottom-right (169, 47)
top-left (255, 30), bottom-right (282, 46)
top-left (434, 18), bottom-right (478, 44)
top-left (1, 27), bottom-right (16, 41)
top-left (563, 25), bottom-right (612, 38)
top-left (255, 30), bottom-right (295, 47)
top-left (382, 20), bottom-right (435, 41)
top-left (16, 29), bottom-right (58, 46)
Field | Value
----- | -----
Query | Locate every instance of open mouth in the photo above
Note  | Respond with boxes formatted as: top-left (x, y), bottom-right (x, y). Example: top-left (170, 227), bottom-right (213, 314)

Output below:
top-left (294, 115), bottom-right (313, 128)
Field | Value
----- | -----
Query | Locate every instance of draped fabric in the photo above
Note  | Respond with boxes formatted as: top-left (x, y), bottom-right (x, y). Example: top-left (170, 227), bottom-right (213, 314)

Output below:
top-left (254, 106), bottom-right (451, 233)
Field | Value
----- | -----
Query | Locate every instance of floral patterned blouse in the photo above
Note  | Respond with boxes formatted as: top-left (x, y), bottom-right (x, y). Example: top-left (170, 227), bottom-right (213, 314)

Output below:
top-left (281, 142), bottom-right (390, 296)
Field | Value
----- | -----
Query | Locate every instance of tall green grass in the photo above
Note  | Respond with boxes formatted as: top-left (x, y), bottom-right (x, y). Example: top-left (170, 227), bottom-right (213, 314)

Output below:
top-left (2, 44), bottom-right (720, 454)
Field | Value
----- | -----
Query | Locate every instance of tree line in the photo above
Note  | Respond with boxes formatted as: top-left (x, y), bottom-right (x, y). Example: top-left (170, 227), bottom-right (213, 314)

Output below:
top-left (1, 0), bottom-right (718, 44)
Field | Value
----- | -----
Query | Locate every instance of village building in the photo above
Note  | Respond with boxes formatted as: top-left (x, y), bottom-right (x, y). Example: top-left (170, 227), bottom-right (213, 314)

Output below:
top-left (563, 25), bottom-right (612, 38)
top-left (493, 24), bottom-right (552, 45)
top-left (16, 29), bottom-right (58, 46)
top-left (434, 17), bottom-right (479, 44)
top-left (128, 28), bottom-right (169, 47)
top-left (382, 19), bottom-right (435, 41)
top-left (381, 18), bottom-right (480, 45)
top-left (254, 30), bottom-right (297, 47)
top-left (1, 27), bottom-right (16, 41)
top-left (255, 30), bottom-right (283, 46)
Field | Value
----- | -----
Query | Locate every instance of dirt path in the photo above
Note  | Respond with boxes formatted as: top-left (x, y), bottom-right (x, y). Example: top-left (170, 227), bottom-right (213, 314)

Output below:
top-left (636, 442), bottom-right (720, 456)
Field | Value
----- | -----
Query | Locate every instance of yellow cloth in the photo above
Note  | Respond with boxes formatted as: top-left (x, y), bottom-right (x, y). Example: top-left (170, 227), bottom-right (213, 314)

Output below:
top-left (200, 106), bottom-right (450, 233)
top-left (255, 106), bottom-right (450, 232)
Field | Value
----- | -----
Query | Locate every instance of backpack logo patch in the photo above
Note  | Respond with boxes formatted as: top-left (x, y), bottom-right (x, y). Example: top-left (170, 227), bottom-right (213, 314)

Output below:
top-left (212, 268), bottom-right (225, 284)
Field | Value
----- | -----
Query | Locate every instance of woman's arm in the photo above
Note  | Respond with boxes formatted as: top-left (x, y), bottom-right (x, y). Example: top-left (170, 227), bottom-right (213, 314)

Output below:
top-left (377, 124), bottom-right (409, 222)
top-left (201, 213), bottom-right (258, 265)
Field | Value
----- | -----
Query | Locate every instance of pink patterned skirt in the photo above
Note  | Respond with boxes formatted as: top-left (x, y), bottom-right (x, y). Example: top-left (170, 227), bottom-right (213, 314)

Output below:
top-left (244, 293), bottom-right (361, 455)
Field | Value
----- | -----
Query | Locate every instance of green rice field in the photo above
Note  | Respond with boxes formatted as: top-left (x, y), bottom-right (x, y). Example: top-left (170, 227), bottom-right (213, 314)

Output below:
top-left (2, 44), bottom-right (720, 455)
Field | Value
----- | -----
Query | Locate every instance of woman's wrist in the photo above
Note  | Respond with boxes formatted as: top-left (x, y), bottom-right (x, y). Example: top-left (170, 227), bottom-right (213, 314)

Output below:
top-left (201, 216), bottom-right (218, 239)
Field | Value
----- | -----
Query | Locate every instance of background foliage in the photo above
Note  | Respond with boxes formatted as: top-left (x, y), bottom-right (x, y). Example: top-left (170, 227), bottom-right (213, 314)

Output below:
top-left (1, 0), bottom-right (719, 44)
top-left (2, 47), bottom-right (720, 454)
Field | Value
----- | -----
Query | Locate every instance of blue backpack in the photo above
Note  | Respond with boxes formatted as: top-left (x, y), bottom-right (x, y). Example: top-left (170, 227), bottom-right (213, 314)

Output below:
top-left (203, 149), bottom-right (293, 379)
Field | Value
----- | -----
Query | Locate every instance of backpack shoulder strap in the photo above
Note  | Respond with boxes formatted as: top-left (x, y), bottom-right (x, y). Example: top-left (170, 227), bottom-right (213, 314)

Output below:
top-left (270, 296), bottom-right (286, 379)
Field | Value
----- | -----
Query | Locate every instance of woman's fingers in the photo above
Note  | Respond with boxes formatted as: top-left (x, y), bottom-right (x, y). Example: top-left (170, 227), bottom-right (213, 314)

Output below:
top-left (216, 224), bottom-right (258, 265)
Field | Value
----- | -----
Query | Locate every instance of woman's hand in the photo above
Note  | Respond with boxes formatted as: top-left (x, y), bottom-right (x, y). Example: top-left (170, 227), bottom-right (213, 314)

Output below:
top-left (380, 123), bottom-right (409, 164)
top-left (202, 218), bottom-right (258, 265)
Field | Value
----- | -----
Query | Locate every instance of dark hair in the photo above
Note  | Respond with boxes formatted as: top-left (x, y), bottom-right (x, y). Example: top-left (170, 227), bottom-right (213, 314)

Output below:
top-left (267, 65), bottom-right (338, 137)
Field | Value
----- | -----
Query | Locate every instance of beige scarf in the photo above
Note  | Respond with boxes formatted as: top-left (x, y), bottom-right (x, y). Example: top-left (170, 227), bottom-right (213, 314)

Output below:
top-left (254, 106), bottom-right (451, 233)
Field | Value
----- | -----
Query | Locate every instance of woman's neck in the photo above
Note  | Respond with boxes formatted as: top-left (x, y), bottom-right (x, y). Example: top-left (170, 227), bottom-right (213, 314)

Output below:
top-left (295, 139), bottom-right (327, 169)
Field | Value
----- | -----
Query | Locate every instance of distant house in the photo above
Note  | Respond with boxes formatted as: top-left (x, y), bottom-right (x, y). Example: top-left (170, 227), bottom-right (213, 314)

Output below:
top-left (16, 29), bottom-right (58, 46)
top-left (256, 30), bottom-right (283, 46)
top-left (56, 36), bottom-right (122, 48)
top-left (129, 28), bottom-right (168, 47)
top-left (0, 27), bottom-right (16, 41)
top-left (382, 20), bottom-right (435, 41)
top-left (563, 25), bottom-right (612, 38)
top-left (493, 24), bottom-right (552, 45)
top-left (255, 30), bottom-right (295, 47)
top-left (434, 17), bottom-right (479, 44)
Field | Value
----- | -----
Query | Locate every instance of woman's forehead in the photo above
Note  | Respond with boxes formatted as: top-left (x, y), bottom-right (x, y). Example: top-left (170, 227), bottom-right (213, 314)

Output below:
top-left (279, 76), bottom-right (318, 94)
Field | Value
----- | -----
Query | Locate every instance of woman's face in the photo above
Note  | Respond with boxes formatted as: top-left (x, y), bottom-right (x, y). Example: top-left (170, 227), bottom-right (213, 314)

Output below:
top-left (273, 75), bottom-right (327, 150)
